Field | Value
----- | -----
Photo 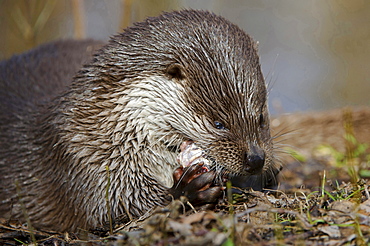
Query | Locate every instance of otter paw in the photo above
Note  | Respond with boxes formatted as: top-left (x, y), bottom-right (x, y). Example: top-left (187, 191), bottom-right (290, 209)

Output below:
top-left (170, 164), bottom-right (224, 206)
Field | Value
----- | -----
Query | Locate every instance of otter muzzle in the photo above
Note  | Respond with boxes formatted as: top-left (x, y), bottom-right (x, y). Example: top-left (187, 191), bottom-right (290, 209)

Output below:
top-left (243, 145), bottom-right (265, 175)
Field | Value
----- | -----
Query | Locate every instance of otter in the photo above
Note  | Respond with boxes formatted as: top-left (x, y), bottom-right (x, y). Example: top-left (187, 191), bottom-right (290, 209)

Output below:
top-left (0, 10), bottom-right (280, 232)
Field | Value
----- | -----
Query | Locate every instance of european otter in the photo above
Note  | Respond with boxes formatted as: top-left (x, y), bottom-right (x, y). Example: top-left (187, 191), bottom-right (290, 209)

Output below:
top-left (0, 10), bottom-right (280, 232)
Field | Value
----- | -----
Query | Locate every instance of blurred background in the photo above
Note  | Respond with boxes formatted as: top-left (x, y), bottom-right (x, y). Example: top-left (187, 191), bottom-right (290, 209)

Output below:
top-left (0, 0), bottom-right (369, 115)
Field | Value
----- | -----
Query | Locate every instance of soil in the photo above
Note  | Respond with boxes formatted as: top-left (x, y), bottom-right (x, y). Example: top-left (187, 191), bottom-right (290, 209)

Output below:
top-left (0, 107), bottom-right (369, 245)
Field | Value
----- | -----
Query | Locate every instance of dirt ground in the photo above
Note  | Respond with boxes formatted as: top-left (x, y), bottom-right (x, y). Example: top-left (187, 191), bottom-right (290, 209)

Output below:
top-left (1, 107), bottom-right (369, 245)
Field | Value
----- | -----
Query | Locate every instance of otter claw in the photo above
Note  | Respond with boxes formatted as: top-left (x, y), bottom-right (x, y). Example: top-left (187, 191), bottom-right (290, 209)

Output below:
top-left (170, 140), bottom-right (223, 206)
top-left (170, 164), bottom-right (223, 206)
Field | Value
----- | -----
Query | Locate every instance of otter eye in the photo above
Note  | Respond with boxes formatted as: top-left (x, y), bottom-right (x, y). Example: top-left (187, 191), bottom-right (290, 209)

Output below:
top-left (214, 121), bottom-right (226, 130)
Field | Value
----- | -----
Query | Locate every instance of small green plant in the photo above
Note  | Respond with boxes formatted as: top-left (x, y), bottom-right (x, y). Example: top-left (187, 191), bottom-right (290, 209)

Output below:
top-left (315, 133), bottom-right (369, 182)
top-left (14, 238), bottom-right (27, 245)
top-left (322, 187), bottom-right (364, 201)
top-left (105, 166), bottom-right (113, 235)
top-left (284, 147), bottom-right (307, 163)
top-left (226, 181), bottom-right (235, 245)
top-left (15, 181), bottom-right (37, 245)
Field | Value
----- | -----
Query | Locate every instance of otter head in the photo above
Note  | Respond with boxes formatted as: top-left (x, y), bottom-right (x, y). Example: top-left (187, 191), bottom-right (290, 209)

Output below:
top-left (151, 10), bottom-right (275, 179)
top-left (160, 11), bottom-right (275, 181)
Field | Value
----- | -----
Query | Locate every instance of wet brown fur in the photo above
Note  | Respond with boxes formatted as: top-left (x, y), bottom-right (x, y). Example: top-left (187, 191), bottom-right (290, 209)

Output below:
top-left (0, 10), bottom-right (279, 231)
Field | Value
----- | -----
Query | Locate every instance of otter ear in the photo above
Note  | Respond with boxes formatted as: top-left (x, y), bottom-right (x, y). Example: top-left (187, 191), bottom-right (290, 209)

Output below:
top-left (166, 64), bottom-right (186, 81)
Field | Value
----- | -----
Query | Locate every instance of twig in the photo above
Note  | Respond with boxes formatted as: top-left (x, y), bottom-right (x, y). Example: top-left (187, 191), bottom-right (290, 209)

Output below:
top-left (71, 0), bottom-right (85, 39)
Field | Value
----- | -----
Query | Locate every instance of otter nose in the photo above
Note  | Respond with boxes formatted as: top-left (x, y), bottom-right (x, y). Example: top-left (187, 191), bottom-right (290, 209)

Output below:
top-left (243, 145), bottom-right (265, 175)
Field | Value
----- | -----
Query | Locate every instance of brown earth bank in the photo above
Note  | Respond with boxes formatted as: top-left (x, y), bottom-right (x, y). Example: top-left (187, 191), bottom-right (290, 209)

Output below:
top-left (273, 107), bottom-right (370, 191)
top-left (271, 107), bottom-right (370, 156)
top-left (1, 107), bottom-right (369, 245)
